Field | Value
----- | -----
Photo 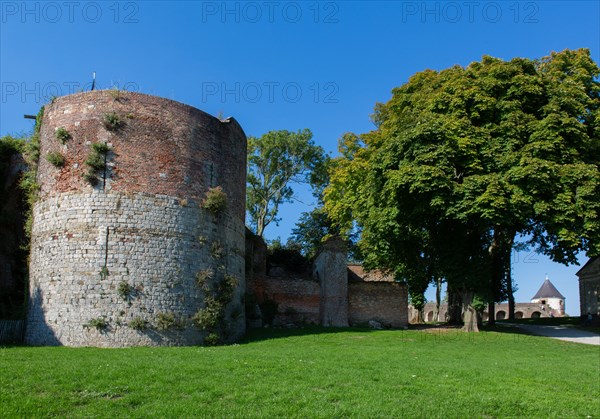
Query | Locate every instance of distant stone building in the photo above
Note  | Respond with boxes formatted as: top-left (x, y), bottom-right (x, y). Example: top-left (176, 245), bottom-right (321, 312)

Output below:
top-left (530, 276), bottom-right (565, 316)
top-left (576, 257), bottom-right (599, 321)
top-left (415, 277), bottom-right (566, 323)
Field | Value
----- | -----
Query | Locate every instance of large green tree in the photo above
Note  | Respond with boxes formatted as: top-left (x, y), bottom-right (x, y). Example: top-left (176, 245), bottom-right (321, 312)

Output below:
top-left (246, 129), bottom-right (326, 237)
top-left (325, 49), bottom-right (600, 331)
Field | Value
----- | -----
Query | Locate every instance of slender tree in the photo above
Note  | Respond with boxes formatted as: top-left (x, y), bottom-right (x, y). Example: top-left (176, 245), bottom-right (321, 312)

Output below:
top-left (246, 129), bottom-right (326, 237)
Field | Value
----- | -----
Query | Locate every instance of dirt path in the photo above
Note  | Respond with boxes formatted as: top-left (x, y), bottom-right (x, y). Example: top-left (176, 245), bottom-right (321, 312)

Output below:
top-left (503, 323), bottom-right (600, 345)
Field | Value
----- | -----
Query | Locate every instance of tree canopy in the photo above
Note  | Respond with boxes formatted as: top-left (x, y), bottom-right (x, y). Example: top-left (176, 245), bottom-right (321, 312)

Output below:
top-left (324, 49), bottom-right (600, 330)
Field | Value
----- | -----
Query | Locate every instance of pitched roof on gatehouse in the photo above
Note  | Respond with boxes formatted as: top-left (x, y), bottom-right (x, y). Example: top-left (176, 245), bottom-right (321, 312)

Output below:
top-left (531, 277), bottom-right (565, 300)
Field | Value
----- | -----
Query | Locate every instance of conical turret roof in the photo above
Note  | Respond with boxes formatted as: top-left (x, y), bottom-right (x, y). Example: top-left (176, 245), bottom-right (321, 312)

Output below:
top-left (531, 277), bottom-right (565, 300)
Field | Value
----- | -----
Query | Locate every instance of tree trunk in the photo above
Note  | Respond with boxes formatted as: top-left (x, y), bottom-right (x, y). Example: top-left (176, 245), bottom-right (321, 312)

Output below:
top-left (461, 291), bottom-right (479, 333)
top-left (488, 228), bottom-right (503, 325)
top-left (434, 277), bottom-right (442, 322)
top-left (507, 258), bottom-right (515, 320)
top-left (488, 302), bottom-right (495, 325)
top-left (446, 287), bottom-right (462, 324)
top-left (413, 308), bottom-right (424, 324)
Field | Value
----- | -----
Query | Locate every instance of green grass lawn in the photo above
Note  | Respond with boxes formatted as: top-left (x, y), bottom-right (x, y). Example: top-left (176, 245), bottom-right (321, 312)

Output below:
top-left (1, 327), bottom-right (599, 418)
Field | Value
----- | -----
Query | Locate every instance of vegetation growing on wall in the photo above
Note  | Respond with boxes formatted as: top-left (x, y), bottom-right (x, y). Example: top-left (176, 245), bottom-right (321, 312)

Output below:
top-left (210, 241), bottom-right (224, 260)
top-left (0, 105), bottom-right (45, 319)
top-left (21, 106), bottom-right (44, 240)
top-left (102, 112), bottom-right (122, 131)
top-left (117, 281), bottom-right (133, 300)
top-left (45, 152), bottom-right (65, 168)
top-left (202, 186), bottom-right (228, 217)
top-left (84, 142), bottom-right (110, 186)
top-left (155, 312), bottom-right (186, 331)
top-left (0, 136), bottom-right (27, 319)
top-left (84, 317), bottom-right (108, 331)
top-left (192, 271), bottom-right (238, 345)
top-left (128, 316), bottom-right (148, 331)
top-left (54, 127), bottom-right (70, 144)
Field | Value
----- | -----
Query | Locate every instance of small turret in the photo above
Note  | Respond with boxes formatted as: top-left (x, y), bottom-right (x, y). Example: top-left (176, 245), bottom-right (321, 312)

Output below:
top-left (531, 275), bottom-right (565, 316)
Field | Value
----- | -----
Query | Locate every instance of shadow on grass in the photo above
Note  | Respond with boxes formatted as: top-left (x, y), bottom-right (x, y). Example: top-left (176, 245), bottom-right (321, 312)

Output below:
top-left (239, 325), bottom-right (380, 344)
top-left (497, 316), bottom-right (600, 335)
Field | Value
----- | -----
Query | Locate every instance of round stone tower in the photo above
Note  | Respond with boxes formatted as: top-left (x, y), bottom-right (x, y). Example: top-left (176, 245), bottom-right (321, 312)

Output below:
top-left (25, 91), bottom-right (247, 347)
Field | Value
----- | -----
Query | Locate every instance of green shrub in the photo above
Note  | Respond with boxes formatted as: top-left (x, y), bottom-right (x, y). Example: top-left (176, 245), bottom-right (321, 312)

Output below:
top-left (99, 266), bottom-right (109, 280)
top-left (201, 186), bottom-right (227, 216)
top-left (84, 317), bottom-right (108, 331)
top-left (45, 152), bottom-right (65, 168)
top-left (204, 332), bottom-right (220, 346)
top-left (128, 316), bottom-right (147, 331)
top-left (85, 153), bottom-right (105, 170)
top-left (267, 240), bottom-right (310, 274)
top-left (91, 142), bottom-right (110, 154)
top-left (103, 113), bottom-right (122, 131)
top-left (55, 127), bottom-right (70, 144)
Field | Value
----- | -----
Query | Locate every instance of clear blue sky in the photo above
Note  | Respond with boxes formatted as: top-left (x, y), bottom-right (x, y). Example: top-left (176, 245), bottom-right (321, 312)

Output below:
top-left (1, 1), bottom-right (598, 314)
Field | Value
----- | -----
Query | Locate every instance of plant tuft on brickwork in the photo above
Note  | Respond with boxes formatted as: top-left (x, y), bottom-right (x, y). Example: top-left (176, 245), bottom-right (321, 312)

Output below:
top-left (99, 266), bottom-right (109, 280)
top-left (55, 127), bottom-right (71, 144)
top-left (103, 112), bottom-right (122, 131)
top-left (201, 186), bottom-right (227, 216)
top-left (210, 241), bottom-right (224, 259)
top-left (45, 152), bottom-right (65, 168)
top-left (196, 269), bottom-right (213, 291)
top-left (108, 88), bottom-right (122, 102)
top-left (117, 281), bottom-right (134, 300)
top-left (84, 142), bottom-right (111, 186)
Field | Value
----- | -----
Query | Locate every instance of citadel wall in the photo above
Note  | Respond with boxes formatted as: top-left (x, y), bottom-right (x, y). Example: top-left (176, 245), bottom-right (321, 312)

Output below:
top-left (246, 236), bottom-right (408, 328)
top-left (25, 91), bottom-right (247, 347)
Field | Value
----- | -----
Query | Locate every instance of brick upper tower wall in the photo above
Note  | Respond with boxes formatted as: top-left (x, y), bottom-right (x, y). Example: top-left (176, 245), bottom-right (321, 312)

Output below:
top-left (26, 91), bottom-right (247, 347)
top-left (36, 91), bottom-right (246, 219)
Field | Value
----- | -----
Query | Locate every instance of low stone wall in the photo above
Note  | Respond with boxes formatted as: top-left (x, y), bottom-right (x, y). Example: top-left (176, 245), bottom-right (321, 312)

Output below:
top-left (247, 275), bottom-right (320, 325)
top-left (417, 302), bottom-right (562, 323)
top-left (349, 282), bottom-right (408, 327)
